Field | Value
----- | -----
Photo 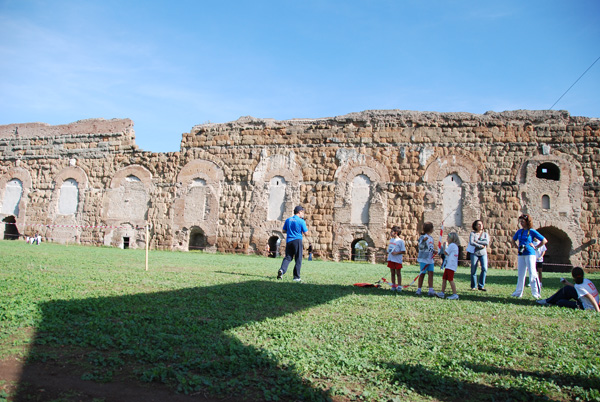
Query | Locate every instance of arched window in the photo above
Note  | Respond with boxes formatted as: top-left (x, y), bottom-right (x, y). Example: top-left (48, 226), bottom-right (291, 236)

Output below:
top-left (442, 173), bottom-right (463, 227)
top-left (126, 175), bottom-right (141, 182)
top-left (189, 227), bottom-right (208, 251)
top-left (268, 176), bottom-right (286, 221)
top-left (536, 163), bottom-right (560, 181)
top-left (58, 178), bottom-right (79, 215)
top-left (352, 239), bottom-right (369, 261)
top-left (542, 195), bottom-right (550, 209)
top-left (351, 175), bottom-right (371, 224)
top-left (188, 179), bottom-right (210, 220)
top-left (1, 179), bottom-right (23, 216)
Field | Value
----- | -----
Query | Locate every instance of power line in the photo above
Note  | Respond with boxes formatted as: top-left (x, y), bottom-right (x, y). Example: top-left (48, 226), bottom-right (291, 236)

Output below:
top-left (549, 55), bottom-right (600, 110)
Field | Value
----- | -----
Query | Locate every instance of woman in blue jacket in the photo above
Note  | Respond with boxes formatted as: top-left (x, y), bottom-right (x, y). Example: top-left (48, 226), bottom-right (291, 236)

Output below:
top-left (511, 214), bottom-right (547, 298)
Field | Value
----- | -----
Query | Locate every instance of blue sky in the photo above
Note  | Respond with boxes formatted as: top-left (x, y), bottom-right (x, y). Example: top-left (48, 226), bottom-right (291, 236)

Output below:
top-left (1, 0), bottom-right (599, 152)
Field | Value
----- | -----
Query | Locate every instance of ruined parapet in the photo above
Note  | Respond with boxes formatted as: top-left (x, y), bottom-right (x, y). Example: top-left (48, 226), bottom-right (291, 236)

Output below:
top-left (0, 118), bottom-right (138, 160)
top-left (1, 110), bottom-right (599, 269)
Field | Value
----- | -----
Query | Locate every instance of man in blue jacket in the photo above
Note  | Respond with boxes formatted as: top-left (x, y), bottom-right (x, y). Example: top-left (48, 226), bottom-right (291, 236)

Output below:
top-left (277, 205), bottom-right (309, 282)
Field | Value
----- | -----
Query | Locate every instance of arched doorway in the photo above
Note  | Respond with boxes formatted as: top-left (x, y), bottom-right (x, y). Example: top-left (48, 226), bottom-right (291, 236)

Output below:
top-left (189, 227), bottom-right (208, 251)
top-left (268, 236), bottom-right (281, 258)
top-left (2, 216), bottom-right (19, 240)
top-left (351, 239), bottom-right (369, 262)
top-left (537, 227), bottom-right (572, 272)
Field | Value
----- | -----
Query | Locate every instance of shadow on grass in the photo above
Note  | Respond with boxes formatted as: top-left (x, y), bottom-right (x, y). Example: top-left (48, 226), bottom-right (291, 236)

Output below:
top-left (385, 361), bottom-right (600, 402)
top-left (14, 281), bottom-right (357, 401)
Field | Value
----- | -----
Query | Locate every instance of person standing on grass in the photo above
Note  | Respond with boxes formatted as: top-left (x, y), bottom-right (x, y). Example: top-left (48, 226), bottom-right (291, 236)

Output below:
top-left (536, 266), bottom-right (599, 312)
top-left (416, 222), bottom-right (437, 296)
top-left (436, 232), bottom-right (460, 300)
top-left (527, 238), bottom-right (547, 287)
top-left (387, 226), bottom-right (406, 291)
top-left (512, 214), bottom-right (547, 299)
top-left (468, 219), bottom-right (490, 291)
top-left (308, 243), bottom-right (313, 261)
top-left (277, 206), bottom-right (309, 282)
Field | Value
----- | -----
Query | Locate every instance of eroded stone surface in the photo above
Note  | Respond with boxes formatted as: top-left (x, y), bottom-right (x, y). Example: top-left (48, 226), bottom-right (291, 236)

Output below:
top-left (1, 110), bottom-right (598, 269)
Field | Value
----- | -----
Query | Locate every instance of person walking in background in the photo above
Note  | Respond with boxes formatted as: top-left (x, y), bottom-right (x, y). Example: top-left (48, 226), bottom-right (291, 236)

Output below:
top-left (307, 243), bottom-right (313, 261)
top-left (512, 214), bottom-right (547, 298)
top-left (416, 222), bottom-right (437, 296)
top-left (277, 206), bottom-right (309, 282)
top-left (437, 232), bottom-right (460, 300)
top-left (468, 220), bottom-right (490, 291)
top-left (386, 226), bottom-right (406, 291)
top-left (536, 267), bottom-right (599, 312)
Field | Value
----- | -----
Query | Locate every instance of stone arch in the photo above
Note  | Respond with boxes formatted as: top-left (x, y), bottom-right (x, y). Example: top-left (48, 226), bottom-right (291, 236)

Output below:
top-left (103, 165), bottom-right (152, 249)
top-left (267, 233), bottom-right (284, 258)
top-left (422, 154), bottom-right (481, 235)
top-left (0, 167), bottom-right (32, 223)
top-left (332, 151), bottom-right (390, 252)
top-left (50, 166), bottom-right (89, 215)
top-left (350, 174), bottom-right (371, 224)
top-left (2, 215), bottom-right (19, 240)
top-left (536, 162), bottom-right (560, 181)
top-left (189, 226), bottom-right (208, 251)
top-left (46, 165), bottom-right (89, 244)
top-left (537, 226), bottom-right (573, 271)
top-left (442, 173), bottom-right (463, 227)
top-left (541, 194), bottom-right (550, 210)
top-left (1, 178), bottom-right (23, 217)
top-left (351, 238), bottom-right (370, 262)
top-left (517, 153), bottom-right (585, 266)
top-left (172, 159), bottom-right (223, 251)
top-left (268, 176), bottom-right (286, 221)
top-left (249, 149), bottom-right (303, 251)
top-left (109, 165), bottom-right (152, 189)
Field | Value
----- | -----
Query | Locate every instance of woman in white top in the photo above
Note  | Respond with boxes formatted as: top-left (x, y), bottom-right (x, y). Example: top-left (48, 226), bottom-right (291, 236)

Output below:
top-left (468, 220), bottom-right (490, 291)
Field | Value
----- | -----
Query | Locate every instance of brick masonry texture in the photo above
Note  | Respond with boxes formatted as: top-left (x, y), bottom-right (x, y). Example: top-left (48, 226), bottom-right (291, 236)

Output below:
top-left (0, 110), bottom-right (598, 270)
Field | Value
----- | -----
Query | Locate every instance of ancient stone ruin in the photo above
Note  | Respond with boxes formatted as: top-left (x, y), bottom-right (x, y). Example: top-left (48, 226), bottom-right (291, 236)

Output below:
top-left (1, 110), bottom-right (598, 270)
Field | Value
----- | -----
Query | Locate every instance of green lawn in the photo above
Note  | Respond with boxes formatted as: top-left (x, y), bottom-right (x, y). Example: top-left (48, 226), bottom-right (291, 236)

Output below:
top-left (0, 241), bottom-right (599, 401)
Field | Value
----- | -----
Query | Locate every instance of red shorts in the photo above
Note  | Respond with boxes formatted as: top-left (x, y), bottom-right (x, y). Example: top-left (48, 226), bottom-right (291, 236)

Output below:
top-left (442, 269), bottom-right (455, 281)
top-left (387, 261), bottom-right (403, 270)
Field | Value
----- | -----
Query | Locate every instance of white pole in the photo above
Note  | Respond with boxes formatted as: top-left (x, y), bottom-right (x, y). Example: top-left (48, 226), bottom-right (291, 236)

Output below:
top-left (145, 222), bottom-right (150, 271)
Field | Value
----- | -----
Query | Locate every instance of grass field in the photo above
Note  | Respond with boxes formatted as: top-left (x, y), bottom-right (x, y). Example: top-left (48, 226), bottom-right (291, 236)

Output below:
top-left (0, 241), bottom-right (599, 401)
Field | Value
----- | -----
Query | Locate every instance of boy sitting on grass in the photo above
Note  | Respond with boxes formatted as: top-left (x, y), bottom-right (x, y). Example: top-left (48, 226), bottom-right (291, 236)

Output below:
top-left (537, 266), bottom-right (599, 312)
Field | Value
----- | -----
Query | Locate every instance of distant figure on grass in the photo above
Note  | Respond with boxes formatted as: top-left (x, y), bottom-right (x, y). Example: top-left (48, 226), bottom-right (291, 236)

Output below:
top-left (468, 219), bottom-right (490, 291)
top-left (276, 206), bottom-right (309, 282)
top-left (527, 238), bottom-right (547, 287)
top-left (386, 226), bottom-right (406, 291)
top-left (437, 232), bottom-right (460, 300)
top-left (511, 214), bottom-right (547, 299)
top-left (308, 243), bottom-right (313, 261)
top-left (416, 222), bottom-right (437, 296)
top-left (537, 267), bottom-right (599, 312)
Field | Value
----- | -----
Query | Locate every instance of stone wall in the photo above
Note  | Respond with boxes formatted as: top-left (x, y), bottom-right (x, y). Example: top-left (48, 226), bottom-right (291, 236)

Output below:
top-left (1, 111), bottom-right (599, 269)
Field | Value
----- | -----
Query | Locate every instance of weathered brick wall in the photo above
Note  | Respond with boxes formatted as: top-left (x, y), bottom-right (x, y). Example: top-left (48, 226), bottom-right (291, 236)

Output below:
top-left (1, 111), bottom-right (598, 269)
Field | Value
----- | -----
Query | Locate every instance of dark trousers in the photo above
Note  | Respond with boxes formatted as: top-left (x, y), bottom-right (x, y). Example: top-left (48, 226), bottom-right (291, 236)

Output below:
top-left (280, 239), bottom-right (303, 280)
top-left (546, 285), bottom-right (583, 309)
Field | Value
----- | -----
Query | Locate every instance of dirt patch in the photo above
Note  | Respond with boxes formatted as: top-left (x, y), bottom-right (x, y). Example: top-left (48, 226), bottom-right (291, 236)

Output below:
top-left (0, 357), bottom-right (228, 402)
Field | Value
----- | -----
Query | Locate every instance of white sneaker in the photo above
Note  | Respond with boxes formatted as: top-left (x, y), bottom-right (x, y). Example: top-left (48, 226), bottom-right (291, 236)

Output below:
top-left (415, 289), bottom-right (422, 296)
top-left (390, 286), bottom-right (397, 291)
top-left (447, 294), bottom-right (459, 300)
top-left (511, 292), bottom-right (522, 298)
top-left (436, 292), bottom-right (445, 299)
top-left (396, 287), bottom-right (402, 292)
top-left (427, 289), bottom-right (436, 297)
top-left (293, 278), bottom-right (302, 282)
top-left (536, 299), bottom-right (548, 305)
